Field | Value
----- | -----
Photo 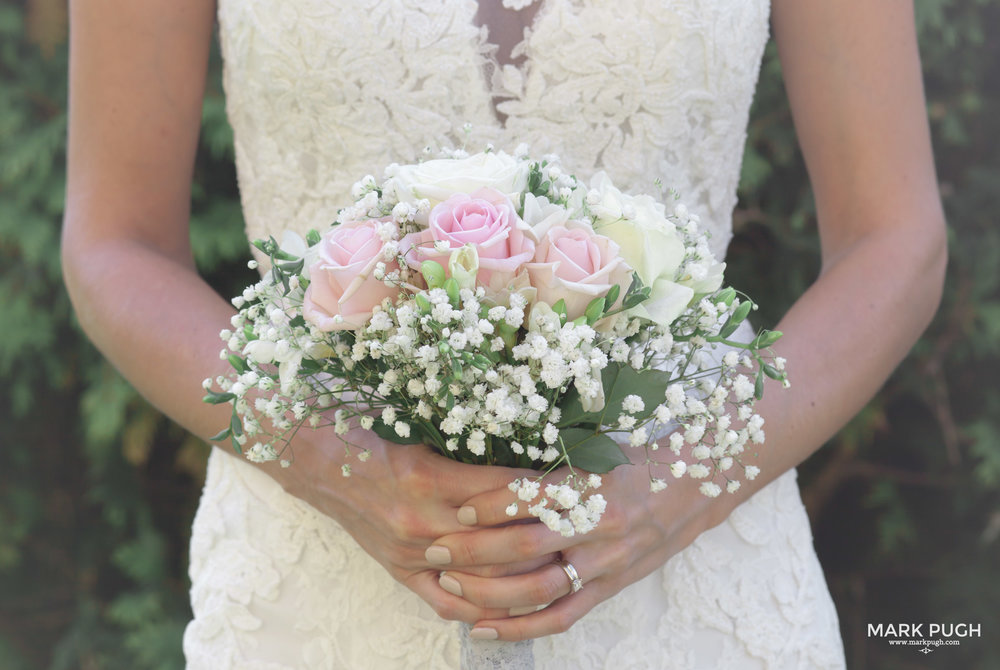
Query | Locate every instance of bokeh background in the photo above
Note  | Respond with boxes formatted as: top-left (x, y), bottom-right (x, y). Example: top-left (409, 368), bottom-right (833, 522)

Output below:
top-left (1, 1), bottom-right (997, 668)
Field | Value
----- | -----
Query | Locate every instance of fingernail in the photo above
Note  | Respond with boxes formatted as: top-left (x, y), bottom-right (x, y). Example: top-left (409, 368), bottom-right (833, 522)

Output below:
top-left (508, 605), bottom-right (537, 617)
top-left (469, 627), bottom-right (498, 641)
top-left (457, 505), bottom-right (478, 526)
top-left (425, 545), bottom-right (452, 565)
top-left (438, 573), bottom-right (463, 597)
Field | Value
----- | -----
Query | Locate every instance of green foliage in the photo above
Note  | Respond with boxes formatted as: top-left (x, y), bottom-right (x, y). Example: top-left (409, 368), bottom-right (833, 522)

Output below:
top-left (730, 1), bottom-right (1000, 666)
top-left (0, 4), bottom-right (249, 668)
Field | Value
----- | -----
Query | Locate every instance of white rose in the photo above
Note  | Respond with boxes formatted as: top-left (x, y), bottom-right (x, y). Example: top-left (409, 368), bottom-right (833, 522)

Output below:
top-left (586, 173), bottom-right (691, 326)
top-left (630, 278), bottom-right (695, 327)
top-left (678, 258), bottom-right (726, 297)
top-left (521, 193), bottom-right (570, 240)
top-left (384, 151), bottom-right (530, 207)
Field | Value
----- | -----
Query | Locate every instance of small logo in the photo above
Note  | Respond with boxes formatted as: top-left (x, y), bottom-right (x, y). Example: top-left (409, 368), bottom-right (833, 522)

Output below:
top-left (918, 646), bottom-right (934, 655)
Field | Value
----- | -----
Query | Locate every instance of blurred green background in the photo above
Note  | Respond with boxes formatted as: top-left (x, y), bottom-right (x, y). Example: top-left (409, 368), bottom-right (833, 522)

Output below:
top-left (1, 1), bottom-right (997, 668)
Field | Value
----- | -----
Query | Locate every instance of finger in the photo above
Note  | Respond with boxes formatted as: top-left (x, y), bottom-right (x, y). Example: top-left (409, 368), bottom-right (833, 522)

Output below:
top-left (403, 570), bottom-right (510, 625)
top-left (426, 522), bottom-right (571, 568)
top-left (457, 553), bottom-right (558, 579)
top-left (456, 485), bottom-right (537, 527)
top-left (469, 580), bottom-right (604, 641)
top-left (438, 557), bottom-right (583, 609)
top-left (431, 456), bottom-right (537, 506)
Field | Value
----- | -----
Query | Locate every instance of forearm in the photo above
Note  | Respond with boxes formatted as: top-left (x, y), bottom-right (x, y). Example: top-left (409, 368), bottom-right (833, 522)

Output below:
top-left (719, 0), bottom-right (950, 512)
top-left (719, 216), bottom-right (946, 515)
top-left (62, 234), bottom-right (238, 442)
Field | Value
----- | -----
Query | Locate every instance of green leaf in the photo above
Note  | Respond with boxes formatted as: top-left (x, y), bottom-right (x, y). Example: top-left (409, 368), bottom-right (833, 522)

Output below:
top-left (306, 229), bottom-right (322, 246)
top-left (208, 427), bottom-right (231, 442)
top-left (753, 330), bottom-right (782, 349)
top-left (421, 260), bottom-right (446, 289)
top-left (551, 298), bottom-right (568, 322)
top-left (227, 354), bottom-right (247, 373)
top-left (604, 283), bottom-right (621, 308)
top-left (444, 277), bottom-right (460, 306)
top-left (252, 236), bottom-right (297, 261)
top-left (762, 363), bottom-right (783, 380)
top-left (229, 412), bottom-right (243, 437)
top-left (718, 320), bottom-right (740, 339)
top-left (715, 286), bottom-right (736, 306)
top-left (557, 363), bottom-right (671, 428)
top-left (754, 370), bottom-right (764, 400)
top-left (202, 390), bottom-right (235, 404)
top-left (470, 354), bottom-right (492, 370)
top-left (728, 300), bottom-right (753, 325)
top-left (415, 293), bottom-right (432, 314)
top-left (584, 296), bottom-right (606, 324)
top-left (559, 428), bottom-right (630, 473)
top-left (276, 258), bottom-right (304, 274)
top-left (622, 286), bottom-right (651, 309)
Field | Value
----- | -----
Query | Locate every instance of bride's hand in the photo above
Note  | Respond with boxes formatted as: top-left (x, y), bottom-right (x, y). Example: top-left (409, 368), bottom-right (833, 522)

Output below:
top-left (265, 426), bottom-right (556, 624)
top-left (419, 456), bottom-right (732, 640)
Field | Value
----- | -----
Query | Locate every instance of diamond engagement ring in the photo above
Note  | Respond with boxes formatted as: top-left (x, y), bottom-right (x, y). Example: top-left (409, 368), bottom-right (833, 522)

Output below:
top-left (555, 559), bottom-right (583, 593)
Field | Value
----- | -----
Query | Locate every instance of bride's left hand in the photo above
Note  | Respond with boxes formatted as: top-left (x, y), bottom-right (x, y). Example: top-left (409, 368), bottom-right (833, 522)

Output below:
top-left (424, 458), bottom-right (734, 641)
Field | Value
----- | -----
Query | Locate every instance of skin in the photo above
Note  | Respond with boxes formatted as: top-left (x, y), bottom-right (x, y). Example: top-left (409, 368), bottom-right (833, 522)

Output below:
top-left (63, 0), bottom-right (946, 647)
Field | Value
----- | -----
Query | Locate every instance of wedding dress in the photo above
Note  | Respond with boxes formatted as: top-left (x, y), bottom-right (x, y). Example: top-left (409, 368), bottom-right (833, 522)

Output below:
top-left (183, 0), bottom-right (847, 667)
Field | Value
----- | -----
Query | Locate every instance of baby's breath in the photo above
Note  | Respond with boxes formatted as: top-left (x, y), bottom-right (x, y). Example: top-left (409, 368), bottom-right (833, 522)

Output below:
top-left (205, 145), bottom-right (789, 536)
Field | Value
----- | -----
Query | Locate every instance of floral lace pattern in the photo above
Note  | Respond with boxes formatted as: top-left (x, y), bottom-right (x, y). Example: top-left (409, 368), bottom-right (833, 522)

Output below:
top-left (185, 0), bottom-right (847, 667)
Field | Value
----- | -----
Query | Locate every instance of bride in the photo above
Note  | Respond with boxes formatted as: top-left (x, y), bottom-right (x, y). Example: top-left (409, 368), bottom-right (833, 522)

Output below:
top-left (61, 1), bottom-right (945, 668)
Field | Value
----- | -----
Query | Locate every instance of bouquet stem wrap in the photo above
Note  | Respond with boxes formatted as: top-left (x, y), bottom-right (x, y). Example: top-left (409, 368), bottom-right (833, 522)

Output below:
top-left (460, 624), bottom-right (534, 670)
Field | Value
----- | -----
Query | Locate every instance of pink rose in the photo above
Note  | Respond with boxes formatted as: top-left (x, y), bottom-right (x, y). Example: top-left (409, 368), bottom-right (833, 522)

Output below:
top-left (303, 220), bottom-right (399, 331)
top-left (526, 223), bottom-right (633, 320)
top-left (401, 187), bottom-right (535, 286)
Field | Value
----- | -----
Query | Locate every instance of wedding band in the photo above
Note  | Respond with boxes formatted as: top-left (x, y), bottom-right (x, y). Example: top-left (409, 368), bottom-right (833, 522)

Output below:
top-left (555, 559), bottom-right (583, 593)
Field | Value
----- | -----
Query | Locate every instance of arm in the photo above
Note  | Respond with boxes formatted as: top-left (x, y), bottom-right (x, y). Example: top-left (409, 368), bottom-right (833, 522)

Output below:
top-left (423, 0), bottom-right (947, 639)
top-left (62, 0), bottom-right (538, 623)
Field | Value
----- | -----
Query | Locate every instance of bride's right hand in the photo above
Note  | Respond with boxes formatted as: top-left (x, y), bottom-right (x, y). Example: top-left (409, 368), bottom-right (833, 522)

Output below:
top-left (265, 425), bottom-right (554, 623)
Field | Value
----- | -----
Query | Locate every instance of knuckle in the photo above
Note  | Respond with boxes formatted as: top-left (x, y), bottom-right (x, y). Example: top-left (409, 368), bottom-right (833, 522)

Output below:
top-left (600, 504), bottom-right (631, 536)
top-left (527, 574), bottom-right (562, 604)
top-left (431, 600), bottom-right (461, 621)
top-left (481, 562), bottom-right (511, 578)
top-left (448, 538), bottom-right (480, 566)
top-left (464, 562), bottom-right (510, 578)
top-left (552, 610), bottom-right (577, 634)
top-left (606, 541), bottom-right (633, 573)
top-left (398, 462), bottom-right (437, 500)
top-left (511, 531), bottom-right (540, 557)
top-left (386, 506), bottom-right (429, 541)
top-left (458, 539), bottom-right (484, 566)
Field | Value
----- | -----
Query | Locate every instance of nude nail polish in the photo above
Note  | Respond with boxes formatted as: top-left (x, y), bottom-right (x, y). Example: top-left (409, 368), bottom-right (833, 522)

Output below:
top-left (469, 627), bottom-right (498, 641)
top-left (457, 505), bottom-right (478, 526)
top-left (438, 573), bottom-right (463, 597)
top-left (425, 545), bottom-right (452, 565)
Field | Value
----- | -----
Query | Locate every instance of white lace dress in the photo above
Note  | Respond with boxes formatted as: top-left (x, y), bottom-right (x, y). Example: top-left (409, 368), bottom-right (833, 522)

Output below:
top-left (183, 1), bottom-right (847, 667)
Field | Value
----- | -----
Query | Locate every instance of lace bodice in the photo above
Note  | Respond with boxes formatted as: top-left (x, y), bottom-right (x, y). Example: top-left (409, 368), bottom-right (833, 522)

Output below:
top-left (185, 1), bottom-right (847, 667)
top-left (218, 0), bottom-right (770, 260)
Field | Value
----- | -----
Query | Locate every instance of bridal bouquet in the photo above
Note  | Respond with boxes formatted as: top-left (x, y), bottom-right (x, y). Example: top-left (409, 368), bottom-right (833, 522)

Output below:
top-left (204, 146), bottom-right (787, 536)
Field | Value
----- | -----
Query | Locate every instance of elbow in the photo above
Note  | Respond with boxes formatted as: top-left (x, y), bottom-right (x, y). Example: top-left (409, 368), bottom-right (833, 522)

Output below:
top-left (59, 208), bottom-right (110, 340)
top-left (919, 207), bottom-right (948, 332)
top-left (60, 212), bottom-right (89, 322)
